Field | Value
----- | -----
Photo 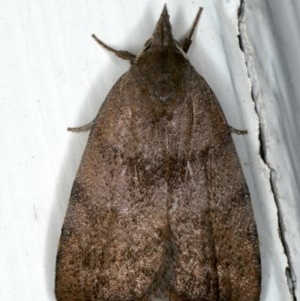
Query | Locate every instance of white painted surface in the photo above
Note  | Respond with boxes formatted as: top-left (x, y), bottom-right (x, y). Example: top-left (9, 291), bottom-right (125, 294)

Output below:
top-left (244, 1), bottom-right (300, 299)
top-left (0, 0), bottom-right (297, 300)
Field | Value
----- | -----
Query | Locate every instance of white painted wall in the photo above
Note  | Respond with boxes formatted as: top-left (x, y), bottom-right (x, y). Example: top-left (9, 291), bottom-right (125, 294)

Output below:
top-left (0, 0), bottom-right (297, 300)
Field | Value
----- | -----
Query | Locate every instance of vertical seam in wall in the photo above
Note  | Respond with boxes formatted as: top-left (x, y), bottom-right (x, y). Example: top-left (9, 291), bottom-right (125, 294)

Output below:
top-left (237, 0), bottom-right (297, 299)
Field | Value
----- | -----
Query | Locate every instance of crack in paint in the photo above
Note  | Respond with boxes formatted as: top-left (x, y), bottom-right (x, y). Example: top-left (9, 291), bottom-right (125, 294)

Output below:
top-left (237, 0), bottom-right (297, 300)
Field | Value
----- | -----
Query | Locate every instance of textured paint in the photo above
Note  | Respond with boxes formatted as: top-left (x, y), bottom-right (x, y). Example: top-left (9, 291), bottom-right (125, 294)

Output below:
top-left (55, 5), bottom-right (261, 301)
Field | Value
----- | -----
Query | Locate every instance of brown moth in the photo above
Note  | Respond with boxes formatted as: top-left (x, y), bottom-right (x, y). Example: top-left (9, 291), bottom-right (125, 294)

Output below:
top-left (55, 5), bottom-right (261, 301)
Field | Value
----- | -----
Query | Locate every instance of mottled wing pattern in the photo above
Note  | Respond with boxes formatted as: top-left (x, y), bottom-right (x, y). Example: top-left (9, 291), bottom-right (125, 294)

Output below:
top-left (56, 76), bottom-right (171, 301)
top-left (166, 70), bottom-right (261, 301)
top-left (56, 62), bottom-right (260, 301)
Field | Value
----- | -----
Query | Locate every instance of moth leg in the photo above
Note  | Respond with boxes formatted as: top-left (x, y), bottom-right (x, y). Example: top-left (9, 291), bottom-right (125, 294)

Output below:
top-left (92, 34), bottom-right (136, 63)
top-left (182, 7), bottom-right (203, 53)
top-left (229, 125), bottom-right (248, 135)
top-left (67, 118), bottom-right (95, 132)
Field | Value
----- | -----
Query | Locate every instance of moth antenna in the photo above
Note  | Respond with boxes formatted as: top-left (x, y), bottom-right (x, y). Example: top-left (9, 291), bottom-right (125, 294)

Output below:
top-left (182, 7), bottom-right (203, 53)
top-left (91, 34), bottom-right (136, 63)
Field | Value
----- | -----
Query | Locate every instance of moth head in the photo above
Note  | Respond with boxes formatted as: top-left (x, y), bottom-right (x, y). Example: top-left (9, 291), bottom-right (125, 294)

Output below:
top-left (138, 4), bottom-right (184, 56)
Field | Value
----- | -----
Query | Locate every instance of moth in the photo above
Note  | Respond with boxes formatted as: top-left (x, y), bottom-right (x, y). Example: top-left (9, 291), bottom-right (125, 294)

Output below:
top-left (55, 5), bottom-right (261, 301)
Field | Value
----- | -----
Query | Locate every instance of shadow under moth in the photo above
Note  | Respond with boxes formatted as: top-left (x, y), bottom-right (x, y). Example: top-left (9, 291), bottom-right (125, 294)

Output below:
top-left (55, 5), bottom-right (261, 301)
